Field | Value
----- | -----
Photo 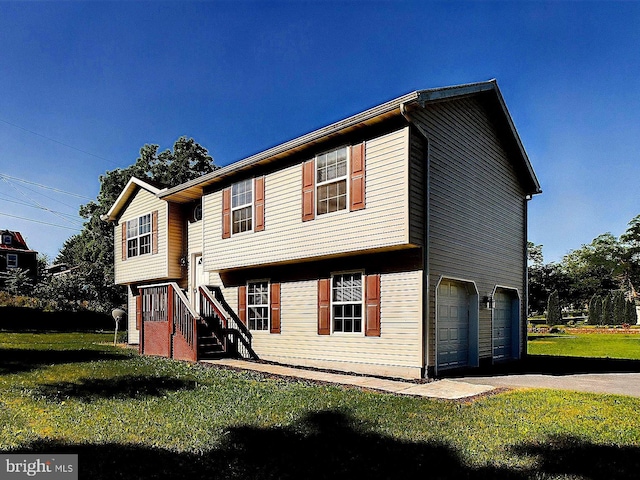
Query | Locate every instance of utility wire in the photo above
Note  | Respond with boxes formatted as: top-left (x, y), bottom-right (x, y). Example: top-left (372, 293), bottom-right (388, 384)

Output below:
top-left (0, 178), bottom-right (82, 210)
top-left (1, 177), bottom-right (81, 227)
top-left (0, 212), bottom-right (82, 232)
top-left (0, 195), bottom-right (84, 224)
top-left (0, 173), bottom-right (94, 200)
top-left (0, 118), bottom-right (120, 166)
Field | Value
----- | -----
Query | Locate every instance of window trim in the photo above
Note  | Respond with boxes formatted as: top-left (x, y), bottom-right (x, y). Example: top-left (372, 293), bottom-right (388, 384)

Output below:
top-left (247, 279), bottom-right (270, 332)
top-left (126, 213), bottom-right (152, 259)
top-left (231, 178), bottom-right (254, 236)
top-left (330, 270), bottom-right (365, 335)
top-left (315, 146), bottom-right (350, 217)
top-left (6, 253), bottom-right (18, 269)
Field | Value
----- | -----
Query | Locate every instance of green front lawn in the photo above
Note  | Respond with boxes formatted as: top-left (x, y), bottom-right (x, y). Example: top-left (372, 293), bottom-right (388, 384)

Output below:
top-left (1, 333), bottom-right (639, 479)
top-left (528, 333), bottom-right (640, 359)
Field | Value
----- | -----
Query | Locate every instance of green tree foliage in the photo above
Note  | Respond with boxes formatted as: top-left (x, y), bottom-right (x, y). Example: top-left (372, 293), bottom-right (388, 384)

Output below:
top-left (527, 243), bottom-right (572, 315)
top-left (602, 294), bottom-right (613, 326)
top-left (612, 290), bottom-right (626, 325)
top-left (0, 268), bottom-right (34, 296)
top-left (561, 233), bottom-right (625, 308)
top-left (546, 290), bottom-right (563, 325)
top-left (587, 294), bottom-right (602, 325)
top-left (51, 137), bottom-right (217, 313)
top-left (624, 300), bottom-right (637, 325)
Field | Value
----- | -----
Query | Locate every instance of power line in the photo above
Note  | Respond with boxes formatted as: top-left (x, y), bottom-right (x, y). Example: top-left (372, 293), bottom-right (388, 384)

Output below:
top-left (1, 177), bottom-right (81, 228)
top-left (0, 178), bottom-right (82, 211)
top-left (0, 118), bottom-right (120, 166)
top-left (0, 195), bottom-right (84, 224)
top-left (0, 212), bottom-right (82, 231)
top-left (0, 173), bottom-right (94, 200)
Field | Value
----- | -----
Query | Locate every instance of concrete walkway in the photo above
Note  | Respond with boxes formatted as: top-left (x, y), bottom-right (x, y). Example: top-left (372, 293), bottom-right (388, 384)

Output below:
top-left (201, 359), bottom-right (496, 400)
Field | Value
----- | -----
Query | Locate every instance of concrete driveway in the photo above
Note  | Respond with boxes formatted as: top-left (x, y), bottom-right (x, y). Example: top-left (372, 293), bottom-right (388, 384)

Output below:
top-left (448, 355), bottom-right (640, 398)
top-left (452, 372), bottom-right (640, 397)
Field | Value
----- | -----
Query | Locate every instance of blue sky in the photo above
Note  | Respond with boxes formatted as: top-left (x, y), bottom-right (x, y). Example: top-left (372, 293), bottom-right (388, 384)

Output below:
top-left (0, 1), bottom-right (639, 263)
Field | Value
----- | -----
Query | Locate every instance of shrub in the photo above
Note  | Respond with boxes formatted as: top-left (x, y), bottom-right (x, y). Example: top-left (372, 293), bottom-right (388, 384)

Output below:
top-left (546, 290), bottom-right (563, 325)
top-left (602, 294), bottom-right (613, 325)
top-left (587, 294), bottom-right (602, 325)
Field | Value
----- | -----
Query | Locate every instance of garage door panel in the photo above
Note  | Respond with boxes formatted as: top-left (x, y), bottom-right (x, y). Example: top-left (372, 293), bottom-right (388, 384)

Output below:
top-left (437, 279), bottom-right (470, 370)
top-left (493, 290), bottom-right (517, 361)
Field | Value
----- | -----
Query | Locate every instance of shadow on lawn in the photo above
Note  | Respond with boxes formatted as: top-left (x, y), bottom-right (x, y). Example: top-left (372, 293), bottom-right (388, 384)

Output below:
top-left (34, 375), bottom-right (197, 402)
top-left (10, 410), bottom-right (640, 479)
top-left (0, 348), bottom-right (126, 375)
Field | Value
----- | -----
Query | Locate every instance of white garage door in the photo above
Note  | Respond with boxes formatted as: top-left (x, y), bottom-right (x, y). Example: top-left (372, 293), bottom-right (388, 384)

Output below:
top-left (493, 289), bottom-right (516, 361)
top-left (437, 279), bottom-right (470, 370)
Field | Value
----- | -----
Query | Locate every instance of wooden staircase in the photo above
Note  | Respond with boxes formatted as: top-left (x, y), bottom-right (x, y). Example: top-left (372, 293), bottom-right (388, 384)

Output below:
top-left (196, 316), bottom-right (226, 359)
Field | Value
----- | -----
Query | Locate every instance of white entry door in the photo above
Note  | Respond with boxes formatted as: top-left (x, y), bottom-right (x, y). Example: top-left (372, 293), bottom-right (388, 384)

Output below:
top-left (193, 255), bottom-right (206, 311)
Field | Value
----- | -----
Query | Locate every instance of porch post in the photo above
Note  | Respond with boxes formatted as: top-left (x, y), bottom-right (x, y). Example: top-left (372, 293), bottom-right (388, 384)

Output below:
top-left (167, 284), bottom-right (174, 358)
top-left (136, 293), bottom-right (143, 355)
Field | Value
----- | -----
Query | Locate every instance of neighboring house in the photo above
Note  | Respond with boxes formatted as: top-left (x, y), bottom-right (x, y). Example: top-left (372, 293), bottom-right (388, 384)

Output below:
top-left (0, 230), bottom-right (38, 279)
top-left (104, 80), bottom-right (541, 379)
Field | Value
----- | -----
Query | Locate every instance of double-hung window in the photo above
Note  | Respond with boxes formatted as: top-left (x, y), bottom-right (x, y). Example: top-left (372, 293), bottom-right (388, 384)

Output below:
top-left (6, 254), bottom-right (18, 269)
top-left (127, 213), bottom-right (152, 258)
top-left (247, 281), bottom-right (269, 331)
top-left (332, 272), bottom-right (363, 333)
top-left (316, 147), bottom-right (348, 215)
top-left (232, 179), bottom-right (253, 234)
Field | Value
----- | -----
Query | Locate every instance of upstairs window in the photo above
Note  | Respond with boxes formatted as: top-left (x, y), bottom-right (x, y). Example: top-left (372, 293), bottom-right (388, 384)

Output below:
top-left (232, 179), bottom-right (253, 234)
top-left (247, 281), bottom-right (269, 331)
top-left (2, 234), bottom-right (11, 245)
top-left (127, 213), bottom-right (152, 258)
top-left (6, 254), bottom-right (18, 269)
top-left (316, 147), bottom-right (348, 215)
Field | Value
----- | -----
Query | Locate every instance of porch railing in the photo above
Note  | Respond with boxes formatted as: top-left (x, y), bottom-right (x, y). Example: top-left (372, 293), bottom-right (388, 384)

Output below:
top-left (199, 285), bottom-right (255, 359)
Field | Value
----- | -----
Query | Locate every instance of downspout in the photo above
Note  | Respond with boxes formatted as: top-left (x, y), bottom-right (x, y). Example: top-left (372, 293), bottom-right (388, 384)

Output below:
top-left (400, 103), bottom-right (432, 378)
top-left (523, 194), bottom-right (532, 359)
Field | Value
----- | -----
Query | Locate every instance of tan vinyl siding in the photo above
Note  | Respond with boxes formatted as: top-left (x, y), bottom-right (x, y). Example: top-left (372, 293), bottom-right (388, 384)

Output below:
top-left (221, 270), bottom-right (423, 379)
top-left (414, 97), bottom-right (526, 366)
top-left (127, 289), bottom-right (139, 344)
top-left (202, 128), bottom-right (410, 272)
top-left (408, 129), bottom-right (426, 246)
top-left (113, 189), bottom-right (185, 285)
top-left (167, 203), bottom-right (184, 280)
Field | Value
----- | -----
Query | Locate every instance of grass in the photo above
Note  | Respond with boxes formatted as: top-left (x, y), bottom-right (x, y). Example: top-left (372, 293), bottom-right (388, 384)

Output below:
top-left (0, 333), bottom-right (639, 479)
top-left (528, 333), bottom-right (640, 360)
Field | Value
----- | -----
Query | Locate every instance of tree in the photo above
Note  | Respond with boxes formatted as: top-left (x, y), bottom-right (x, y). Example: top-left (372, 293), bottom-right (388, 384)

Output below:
top-left (0, 268), bottom-right (34, 296)
top-left (602, 294), bottom-right (613, 326)
top-left (587, 294), bottom-right (602, 325)
top-left (562, 233), bottom-right (625, 308)
top-left (546, 290), bottom-right (563, 325)
top-left (613, 290), bottom-right (626, 325)
top-left (625, 300), bottom-right (638, 325)
top-left (53, 136), bottom-right (217, 313)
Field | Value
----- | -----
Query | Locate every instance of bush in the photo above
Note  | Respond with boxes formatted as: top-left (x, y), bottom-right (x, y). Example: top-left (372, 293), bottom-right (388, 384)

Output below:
top-left (546, 291), bottom-right (563, 325)
top-left (587, 294), bottom-right (602, 325)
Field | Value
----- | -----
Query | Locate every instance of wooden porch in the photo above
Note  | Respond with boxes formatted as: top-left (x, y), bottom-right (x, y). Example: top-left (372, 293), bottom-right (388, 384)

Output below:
top-left (135, 283), bottom-right (254, 362)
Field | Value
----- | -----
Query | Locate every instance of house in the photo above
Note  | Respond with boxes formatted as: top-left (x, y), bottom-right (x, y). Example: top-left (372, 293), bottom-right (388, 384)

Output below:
top-left (0, 230), bottom-right (38, 279)
top-left (104, 80), bottom-right (541, 379)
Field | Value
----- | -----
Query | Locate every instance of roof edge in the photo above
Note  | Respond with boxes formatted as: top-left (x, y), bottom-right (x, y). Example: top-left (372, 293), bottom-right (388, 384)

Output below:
top-left (103, 177), bottom-right (167, 222)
